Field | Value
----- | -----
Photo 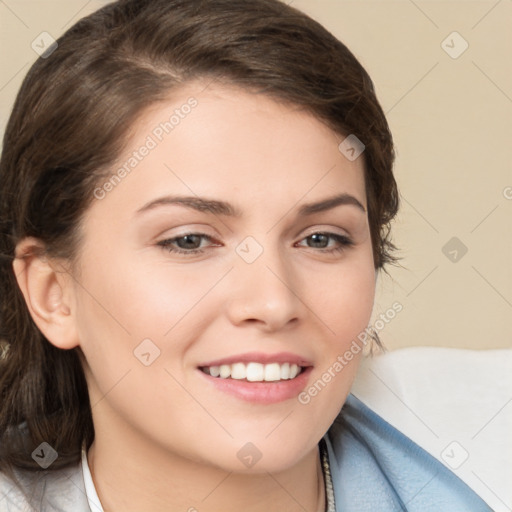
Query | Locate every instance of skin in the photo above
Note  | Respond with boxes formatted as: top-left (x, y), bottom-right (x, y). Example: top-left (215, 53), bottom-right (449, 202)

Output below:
top-left (13, 81), bottom-right (376, 511)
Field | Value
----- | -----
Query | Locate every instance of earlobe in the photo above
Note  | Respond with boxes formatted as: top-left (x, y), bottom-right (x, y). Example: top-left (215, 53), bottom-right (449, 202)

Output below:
top-left (12, 237), bottom-right (79, 350)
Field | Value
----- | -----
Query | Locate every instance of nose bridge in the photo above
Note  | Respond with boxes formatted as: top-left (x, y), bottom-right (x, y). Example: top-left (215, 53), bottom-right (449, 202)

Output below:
top-left (226, 234), bottom-right (302, 329)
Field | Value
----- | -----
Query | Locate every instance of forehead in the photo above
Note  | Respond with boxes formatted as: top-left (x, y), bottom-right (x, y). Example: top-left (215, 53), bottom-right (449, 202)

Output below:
top-left (89, 81), bottom-right (367, 220)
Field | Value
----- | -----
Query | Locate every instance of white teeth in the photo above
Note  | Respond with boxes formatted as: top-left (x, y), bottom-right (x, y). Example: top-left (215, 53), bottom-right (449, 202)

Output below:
top-left (219, 364), bottom-right (231, 378)
top-left (280, 362), bottom-right (290, 380)
top-left (246, 362), bottom-right (264, 382)
top-left (264, 362), bottom-right (281, 381)
top-left (202, 362), bottom-right (304, 382)
top-left (231, 363), bottom-right (246, 380)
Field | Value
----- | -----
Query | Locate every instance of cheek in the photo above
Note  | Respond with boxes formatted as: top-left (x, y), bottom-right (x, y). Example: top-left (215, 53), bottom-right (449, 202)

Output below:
top-left (311, 249), bottom-right (376, 348)
top-left (73, 255), bottom-right (229, 403)
top-left (294, 256), bottom-right (375, 433)
top-left (73, 259), bottom-right (210, 431)
top-left (75, 256), bottom-right (215, 343)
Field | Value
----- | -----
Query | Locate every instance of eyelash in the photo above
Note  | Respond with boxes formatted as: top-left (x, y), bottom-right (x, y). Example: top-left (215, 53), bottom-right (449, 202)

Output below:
top-left (157, 232), bottom-right (354, 256)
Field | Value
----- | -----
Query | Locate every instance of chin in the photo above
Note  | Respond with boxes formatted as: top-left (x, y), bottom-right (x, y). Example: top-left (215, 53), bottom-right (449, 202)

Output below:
top-left (217, 433), bottom-right (321, 475)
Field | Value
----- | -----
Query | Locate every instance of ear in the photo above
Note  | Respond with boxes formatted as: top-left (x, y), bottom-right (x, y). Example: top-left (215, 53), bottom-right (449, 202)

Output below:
top-left (12, 237), bottom-right (79, 350)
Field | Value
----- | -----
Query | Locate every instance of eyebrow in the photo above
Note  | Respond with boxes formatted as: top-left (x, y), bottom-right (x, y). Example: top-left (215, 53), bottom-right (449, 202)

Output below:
top-left (135, 192), bottom-right (366, 217)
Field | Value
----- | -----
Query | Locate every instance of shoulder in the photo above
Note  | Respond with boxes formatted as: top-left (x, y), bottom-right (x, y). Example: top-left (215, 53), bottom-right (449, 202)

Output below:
top-left (324, 345), bottom-right (512, 511)
top-left (326, 394), bottom-right (493, 511)
top-left (0, 462), bottom-right (89, 511)
top-left (349, 347), bottom-right (511, 511)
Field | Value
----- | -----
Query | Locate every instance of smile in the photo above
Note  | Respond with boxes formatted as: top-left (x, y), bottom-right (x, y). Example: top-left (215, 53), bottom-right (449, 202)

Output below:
top-left (199, 362), bottom-right (303, 382)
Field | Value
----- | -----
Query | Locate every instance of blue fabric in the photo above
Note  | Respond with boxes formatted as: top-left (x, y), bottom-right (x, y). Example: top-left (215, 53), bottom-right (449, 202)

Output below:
top-left (325, 394), bottom-right (493, 511)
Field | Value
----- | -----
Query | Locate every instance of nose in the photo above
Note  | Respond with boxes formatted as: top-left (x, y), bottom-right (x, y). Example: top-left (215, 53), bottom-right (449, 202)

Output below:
top-left (225, 243), bottom-right (305, 332)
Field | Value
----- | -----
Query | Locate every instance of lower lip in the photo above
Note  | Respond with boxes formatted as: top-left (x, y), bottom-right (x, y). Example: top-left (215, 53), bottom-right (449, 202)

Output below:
top-left (197, 367), bottom-right (313, 404)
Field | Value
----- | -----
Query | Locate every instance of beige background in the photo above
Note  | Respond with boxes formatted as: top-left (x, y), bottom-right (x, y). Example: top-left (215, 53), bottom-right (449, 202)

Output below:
top-left (0, 0), bottom-right (510, 350)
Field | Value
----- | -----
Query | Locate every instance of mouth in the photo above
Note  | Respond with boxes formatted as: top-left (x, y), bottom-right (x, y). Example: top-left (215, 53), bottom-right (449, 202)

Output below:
top-left (196, 352), bottom-right (313, 404)
top-left (199, 362), bottom-right (305, 382)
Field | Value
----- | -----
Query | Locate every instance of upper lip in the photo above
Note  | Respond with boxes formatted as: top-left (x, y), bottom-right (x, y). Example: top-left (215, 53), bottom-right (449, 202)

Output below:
top-left (198, 352), bottom-right (313, 368)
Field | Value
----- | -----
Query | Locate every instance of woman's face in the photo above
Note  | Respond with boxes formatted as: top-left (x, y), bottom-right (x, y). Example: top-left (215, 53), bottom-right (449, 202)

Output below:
top-left (72, 82), bottom-right (376, 473)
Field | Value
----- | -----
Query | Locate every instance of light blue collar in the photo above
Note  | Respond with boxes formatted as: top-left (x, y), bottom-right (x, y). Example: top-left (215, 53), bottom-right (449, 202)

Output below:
top-left (323, 394), bottom-right (493, 511)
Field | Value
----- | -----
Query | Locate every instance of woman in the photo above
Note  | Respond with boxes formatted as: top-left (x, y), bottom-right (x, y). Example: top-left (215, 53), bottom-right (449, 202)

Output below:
top-left (0, 0), bottom-right (492, 510)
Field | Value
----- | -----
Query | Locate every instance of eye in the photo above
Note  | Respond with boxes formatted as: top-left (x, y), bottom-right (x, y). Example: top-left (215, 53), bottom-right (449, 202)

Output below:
top-left (156, 231), bottom-right (354, 257)
top-left (296, 232), bottom-right (354, 254)
top-left (157, 233), bottom-right (218, 255)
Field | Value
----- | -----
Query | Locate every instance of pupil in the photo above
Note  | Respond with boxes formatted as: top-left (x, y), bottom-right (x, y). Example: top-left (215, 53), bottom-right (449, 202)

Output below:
top-left (310, 233), bottom-right (327, 248)
top-left (179, 235), bottom-right (200, 249)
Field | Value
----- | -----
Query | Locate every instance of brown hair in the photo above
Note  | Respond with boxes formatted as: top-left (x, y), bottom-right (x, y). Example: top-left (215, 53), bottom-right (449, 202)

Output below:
top-left (0, 0), bottom-right (398, 473)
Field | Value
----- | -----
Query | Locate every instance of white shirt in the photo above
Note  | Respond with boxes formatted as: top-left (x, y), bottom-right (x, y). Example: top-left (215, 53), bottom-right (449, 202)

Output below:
top-left (81, 446), bottom-right (104, 512)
